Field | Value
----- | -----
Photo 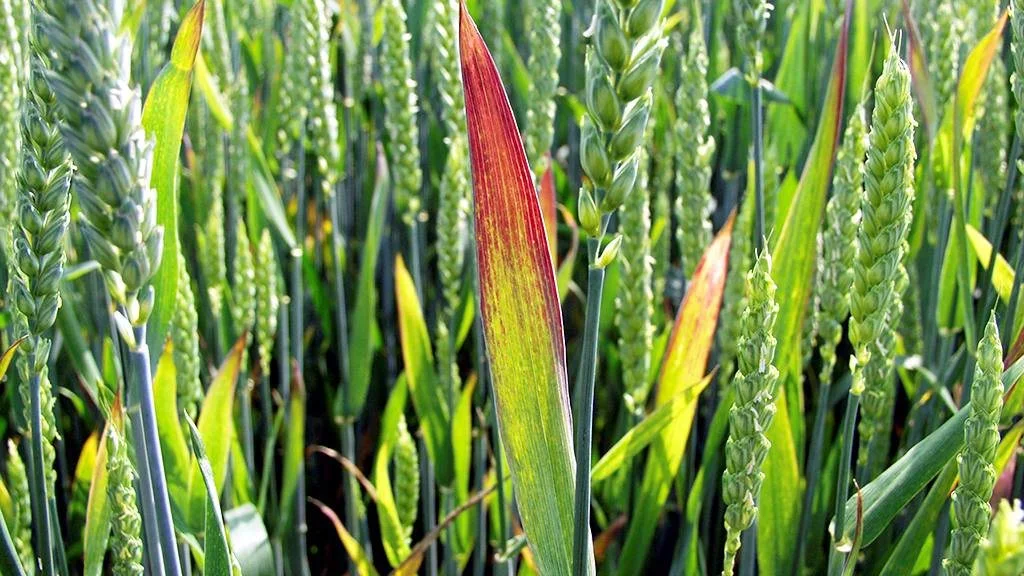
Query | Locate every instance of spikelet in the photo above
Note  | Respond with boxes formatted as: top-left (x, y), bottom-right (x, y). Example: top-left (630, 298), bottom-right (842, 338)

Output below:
top-left (649, 94), bottom-right (672, 302)
top-left (978, 51), bottom-right (1009, 218)
top-left (203, 0), bottom-right (232, 89)
top-left (0, 0), bottom-right (25, 235)
top-left (815, 99), bottom-right (867, 384)
top-left (231, 219), bottom-right (256, 343)
top-left (721, 249), bottom-right (779, 576)
top-left (255, 229), bottom-right (280, 380)
top-left (581, 0), bottom-right (665, 227)
top-left (977, 499), bottom-right (1024, 576)
top-left (276, 0), bottom-right (316, 157)
top-left (523, 0), bottom-right (562, 179)
top-left (307, 0), bottom-right (341, 198)
top-left (134, 0), bottom-right (176, 87)
top-left (848, 44), bottom-right (916, 475)
top-left (944, 313), bottom-right (1004, 576)
top-left (106, 409), bottom-right (145, 576)
top-left (732, 0), bottom-right (772, 82)
top-left (204, 191), bottom-right (227, 318)
top-left (172, 261), bottom-right (202, 419)
top-left (914, 0), bottom-right (960, 111)
top-left (1013, 0), bottom-right (1024, 141)
top-left (617, 147), bottom-right (654, 414)
top-left (36, 0), bottom-right (165, 328)
top-left (674, 27), bottom-right (716, 278)
top-left (393, 414), bottom-right (420, 536)
top-left (5, 440), bottom-right (33, 573)
top-left (381, 0), bottom-right (423, 226)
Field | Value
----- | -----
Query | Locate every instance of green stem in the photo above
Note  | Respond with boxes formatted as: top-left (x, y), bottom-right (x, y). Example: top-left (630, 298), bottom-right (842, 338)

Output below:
top-left (27, 372), bottom-right (54, 576)
top-left (130, 327), bottom-right (183, 576)
top-left (423, 441), bottom-right (437, 576)
top-left (828, 392), bottom-right (861, 576)
top-left (127, 397), bottom-right (165, 576)
top-left (572, 237), bottom-right (605, 576)
top-left (0, 504), bottom-right (25, 576)
top-left (740, 518), bottom-right (757, 576)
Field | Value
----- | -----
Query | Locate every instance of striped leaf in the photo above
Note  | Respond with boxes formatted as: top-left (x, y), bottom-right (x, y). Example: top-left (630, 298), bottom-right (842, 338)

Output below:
top-left (460, 4), bottom-right (581, 574)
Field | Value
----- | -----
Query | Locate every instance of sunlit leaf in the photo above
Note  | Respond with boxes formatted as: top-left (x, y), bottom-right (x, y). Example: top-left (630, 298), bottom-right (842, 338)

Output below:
top-left (141, 0), bottom-right (205, 355)
top-left (83, 425), bottom-right (111, 576)
top-left (187, 419), bottom-right (233, 576)
top-left (460, 4), bottom-right (581, 573)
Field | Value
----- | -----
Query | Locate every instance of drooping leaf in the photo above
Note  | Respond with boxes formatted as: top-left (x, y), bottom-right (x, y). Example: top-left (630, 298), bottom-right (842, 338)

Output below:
top-left (394, 255), bottom-right (453, 486)
top-left (619, 217), bottom-right (734, 576)
top-left (141, 0), bottom-right (205, 356)
top-left (279, 361), bottom-right (305, 533)
top-left (460, 4), bottom-right (581, 573)
top-left (839, 354), bottom-right (1024, 545)
top-left (760, 2), bottom-right (852, 571)
top-left (187, 419), bottom-right (233, 576)
top-left (591, 372), bottom-right (714, 482)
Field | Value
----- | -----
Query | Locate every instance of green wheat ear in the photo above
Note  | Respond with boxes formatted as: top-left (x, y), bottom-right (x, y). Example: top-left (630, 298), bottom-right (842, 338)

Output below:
top-left (617, 148), bottom-right (654, 415)
top-left (674, 26), bottom-right (716, 278)
top-left (732, 0), bottom-right (772, 82)
top-left (5, 440), bottom-right (33, 572)
top-left (721, 248), bottom-right (779, 576)
top-left (816, 98), bottom-right (868, 385)
top-left (848, 41), bottom-right (916, 477)
top-left (523, 0), bottom-right (562, 180)
top-left (381, 0), bottom-right (423, 226)
top-left (944, 312), bottom-right (1004, 576)
top-left (172, 260), bottom-right (202, 420)
top-left (106, 412), bottom-right (145, 576)
top-left (0, 0), bottom-right (26, 239)
top-left (393, 414), bottom-right (420, 537)
top-left (276, 0), bottom-right (316, 158)
top-left (307, 0), bottom-right (341, 199)
top-left (255, 229), bottom-right (280, 381)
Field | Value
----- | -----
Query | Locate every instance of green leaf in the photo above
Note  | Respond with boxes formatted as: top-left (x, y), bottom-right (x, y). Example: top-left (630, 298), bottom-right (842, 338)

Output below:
top-left (0, 505), bottom-right (24, 576)
top-left (394, 255), bottom-right (453, 486)
top-left (451, 376), bottom-right (477, 568)
top-left (965, 225), bottom-right (1024, 335)
top-left (224, 505), bottom-right (275, 576)
top-left (152, 341), bottom-right (191, 523)
top-left (279, 362), bottom-right (305, 533)
top-left (620, 218), bottom-right (734, 575)
top-left (141, 0), bottom-right (205, 356)
top-left (187, 337), bottom-right (245, 529)
top-left (187, 419), bottom-right (233, 576)
top-left (840, 354), bottom-right (1024, 545)
top-left (338, 154), bottom-right (389, 420)
top-left (0, 337), bottom-right (24, 382)
top-left (83, 425), bottom-right (110, 576)
top-left (591, 373), bottom-right (713, 482)
top-left (372, 375), bottom-right (411, 567)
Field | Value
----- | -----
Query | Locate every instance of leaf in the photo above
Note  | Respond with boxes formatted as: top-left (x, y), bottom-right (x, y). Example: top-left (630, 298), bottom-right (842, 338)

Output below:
top-left (539, 162), bottom-right (557, 267)
top-left (141, 0), bottom-right (205, 356)
top-left (394, 255), bottom-right (453, 486)
top-left (619, 217), bottom-right (734, 575)
top-left (338, 153), bottom-right (390, 420)
top-left (152, 341), bottom-right (191, 522)
top-left (839, 355), bottom-right (1024, 545)
top-left (451, 376), bottom-right (478, 567)
top-left (372, 375), bottom-right (413, 567)
top-left (187, 336), bottom-right (245, 528)
top-left (965, 225), bottom-right (1024, 334)
top-left (279, 361), bottom-right (305, 533)
top-left (187, 419), bottom-right (233, 576)
top-left (460, 5), bottom-right (581, 574)
top-left (0, 337), bottom-right (25, 382)
top-left (224, 505), bottom-right (275, 576)
top-left (310, 499), bottom-right (379, 576)
top-left (83, 424), bottom-right (111, 576)
top-left (591, 372), bottom-right (714, 482)
top-left (760, 2), bottom-right (852, 571)
top-left (902, 0), bottom-right (937, 138)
